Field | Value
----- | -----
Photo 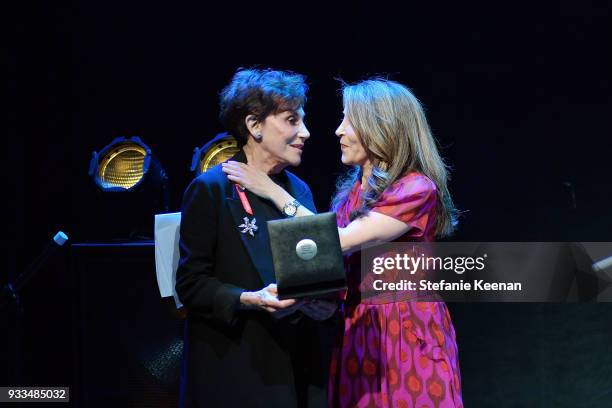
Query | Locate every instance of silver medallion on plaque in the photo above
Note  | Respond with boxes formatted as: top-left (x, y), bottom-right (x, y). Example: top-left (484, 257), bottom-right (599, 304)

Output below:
top-left (296, 238), bottom-right (317, 260)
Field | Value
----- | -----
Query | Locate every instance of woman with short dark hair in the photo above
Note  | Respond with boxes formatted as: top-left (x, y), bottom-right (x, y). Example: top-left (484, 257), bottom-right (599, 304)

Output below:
top-left (219, 69), bottom-right (309, 148)
top-left (176, 68), bottom-right (330, 407)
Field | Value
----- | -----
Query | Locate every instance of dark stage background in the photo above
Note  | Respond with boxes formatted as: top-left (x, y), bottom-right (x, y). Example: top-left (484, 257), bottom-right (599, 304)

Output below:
top-left (5, 0), bottom-right (612, 406)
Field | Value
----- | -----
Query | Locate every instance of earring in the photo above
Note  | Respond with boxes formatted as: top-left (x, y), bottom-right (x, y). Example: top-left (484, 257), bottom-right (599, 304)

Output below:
top-left (255, 133), bottom-right (262, 140)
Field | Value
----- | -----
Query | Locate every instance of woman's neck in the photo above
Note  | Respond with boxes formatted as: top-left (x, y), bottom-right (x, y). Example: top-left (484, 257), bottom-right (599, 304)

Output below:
top-left (243, 143), bottom-right (285, 175)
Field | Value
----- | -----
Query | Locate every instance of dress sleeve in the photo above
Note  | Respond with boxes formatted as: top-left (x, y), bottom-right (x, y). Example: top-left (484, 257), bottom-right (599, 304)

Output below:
top-left (371, 173), bottom-right (437, 237)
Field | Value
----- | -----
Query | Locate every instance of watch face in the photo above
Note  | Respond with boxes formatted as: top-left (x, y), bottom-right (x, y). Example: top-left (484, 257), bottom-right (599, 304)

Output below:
top-left (285, 204), bottom-right (297, 217)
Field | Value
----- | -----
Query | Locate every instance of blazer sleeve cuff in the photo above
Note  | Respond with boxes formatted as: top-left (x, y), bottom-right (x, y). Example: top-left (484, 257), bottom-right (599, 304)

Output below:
top-left (213, 284), bottom-right (244, 325)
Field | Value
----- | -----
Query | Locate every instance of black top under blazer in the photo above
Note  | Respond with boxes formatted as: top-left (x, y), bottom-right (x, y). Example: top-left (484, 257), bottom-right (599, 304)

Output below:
top-left (176, 149), bottom-right (332, 408)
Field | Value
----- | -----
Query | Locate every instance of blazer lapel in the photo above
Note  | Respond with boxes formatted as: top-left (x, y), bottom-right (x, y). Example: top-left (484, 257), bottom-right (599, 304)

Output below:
top-left (225, 150), bottom-right (277, 286)
top-left (226, 194), bottom-right (276, 286)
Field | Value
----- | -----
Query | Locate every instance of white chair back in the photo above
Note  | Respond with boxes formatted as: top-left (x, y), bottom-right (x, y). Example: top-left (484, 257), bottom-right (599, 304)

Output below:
top-left (154, 212), bottom-right (183, 308)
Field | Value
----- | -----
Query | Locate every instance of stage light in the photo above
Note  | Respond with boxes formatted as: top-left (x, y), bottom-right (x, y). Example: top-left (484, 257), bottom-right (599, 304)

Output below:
top-left (191, 132), bottom-right (239, 175)
top-left (89, 136), bottom-right (153, 191)
top-left (83, 136), bottom-right (169, 240)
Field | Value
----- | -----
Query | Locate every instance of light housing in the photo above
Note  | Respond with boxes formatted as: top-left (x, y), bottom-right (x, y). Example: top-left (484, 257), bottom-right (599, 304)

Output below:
top-left (83, 136), bottom-right (169, 240)
top-left (89, 136), bottom-right (153, 191)
top-left (191, 132), bottom-right (239, 176)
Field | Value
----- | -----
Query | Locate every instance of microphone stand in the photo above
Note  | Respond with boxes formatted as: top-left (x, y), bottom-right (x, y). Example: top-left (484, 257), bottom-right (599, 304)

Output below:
top-left (0, 231), bottom-right (69, 384)
top-left (1, 231), bottom-right (69, 310)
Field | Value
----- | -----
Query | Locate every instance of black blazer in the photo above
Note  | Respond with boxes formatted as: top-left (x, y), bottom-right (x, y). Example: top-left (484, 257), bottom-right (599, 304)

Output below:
top-left (176, 150), bottom-right (330, 408)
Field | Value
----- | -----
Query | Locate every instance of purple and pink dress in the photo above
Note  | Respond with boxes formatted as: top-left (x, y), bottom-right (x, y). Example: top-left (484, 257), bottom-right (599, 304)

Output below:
top-left (329, 172), bottom-right (463, 408)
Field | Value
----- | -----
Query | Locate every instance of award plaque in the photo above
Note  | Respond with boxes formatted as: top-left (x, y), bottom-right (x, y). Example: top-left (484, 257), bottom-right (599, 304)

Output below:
top-left (267, 212), bottom-right (346, 299)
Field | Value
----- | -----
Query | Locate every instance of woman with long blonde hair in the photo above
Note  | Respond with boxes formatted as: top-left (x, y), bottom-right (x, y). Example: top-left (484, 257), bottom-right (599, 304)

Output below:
top-left (222, 78), bottom-right (463, 407)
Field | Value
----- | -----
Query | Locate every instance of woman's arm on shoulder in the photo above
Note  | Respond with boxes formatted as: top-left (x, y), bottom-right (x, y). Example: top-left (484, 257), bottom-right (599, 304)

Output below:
top-left (222, 161), bottom-right (316, 217)
top-left (232, 173), bottom-right (409, 253)
top-left (221, 162), bottom-right (432, 254)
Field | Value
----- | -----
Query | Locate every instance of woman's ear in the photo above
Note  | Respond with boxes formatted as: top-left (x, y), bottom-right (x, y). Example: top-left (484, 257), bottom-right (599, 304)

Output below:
top-left (245, 115), bottom-right (262, 140)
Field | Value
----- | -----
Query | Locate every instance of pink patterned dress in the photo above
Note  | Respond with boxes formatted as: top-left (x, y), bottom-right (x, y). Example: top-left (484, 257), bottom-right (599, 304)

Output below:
top-left (329, 172), bottom-right (463, 408)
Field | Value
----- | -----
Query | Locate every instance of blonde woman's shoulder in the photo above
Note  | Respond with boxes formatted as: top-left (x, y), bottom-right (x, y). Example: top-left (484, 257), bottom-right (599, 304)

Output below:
top-left (399, 171), bottom-right (437, 193)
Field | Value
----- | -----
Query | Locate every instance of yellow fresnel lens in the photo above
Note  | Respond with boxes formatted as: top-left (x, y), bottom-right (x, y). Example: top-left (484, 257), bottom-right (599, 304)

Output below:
top-left (199, 137), bottom-right (239, 174)
top-left (98, 144), bottom-right (148, 189)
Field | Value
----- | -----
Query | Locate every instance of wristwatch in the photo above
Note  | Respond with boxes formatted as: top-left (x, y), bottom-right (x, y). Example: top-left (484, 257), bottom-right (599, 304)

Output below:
top-left (282, 199), bottom-right (301, 217)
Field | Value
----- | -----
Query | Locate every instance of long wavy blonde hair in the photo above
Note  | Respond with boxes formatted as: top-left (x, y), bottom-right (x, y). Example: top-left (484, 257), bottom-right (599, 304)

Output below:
top-left (331, 78), bottom-right (458, 237)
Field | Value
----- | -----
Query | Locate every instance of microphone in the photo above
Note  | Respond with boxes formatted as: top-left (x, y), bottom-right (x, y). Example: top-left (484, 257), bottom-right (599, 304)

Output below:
top-left (1, 231), bottom-right (69, 309)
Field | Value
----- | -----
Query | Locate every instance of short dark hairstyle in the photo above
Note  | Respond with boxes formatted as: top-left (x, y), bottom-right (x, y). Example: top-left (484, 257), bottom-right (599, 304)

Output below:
top-left (219, 68), bottom-right (308, 147)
